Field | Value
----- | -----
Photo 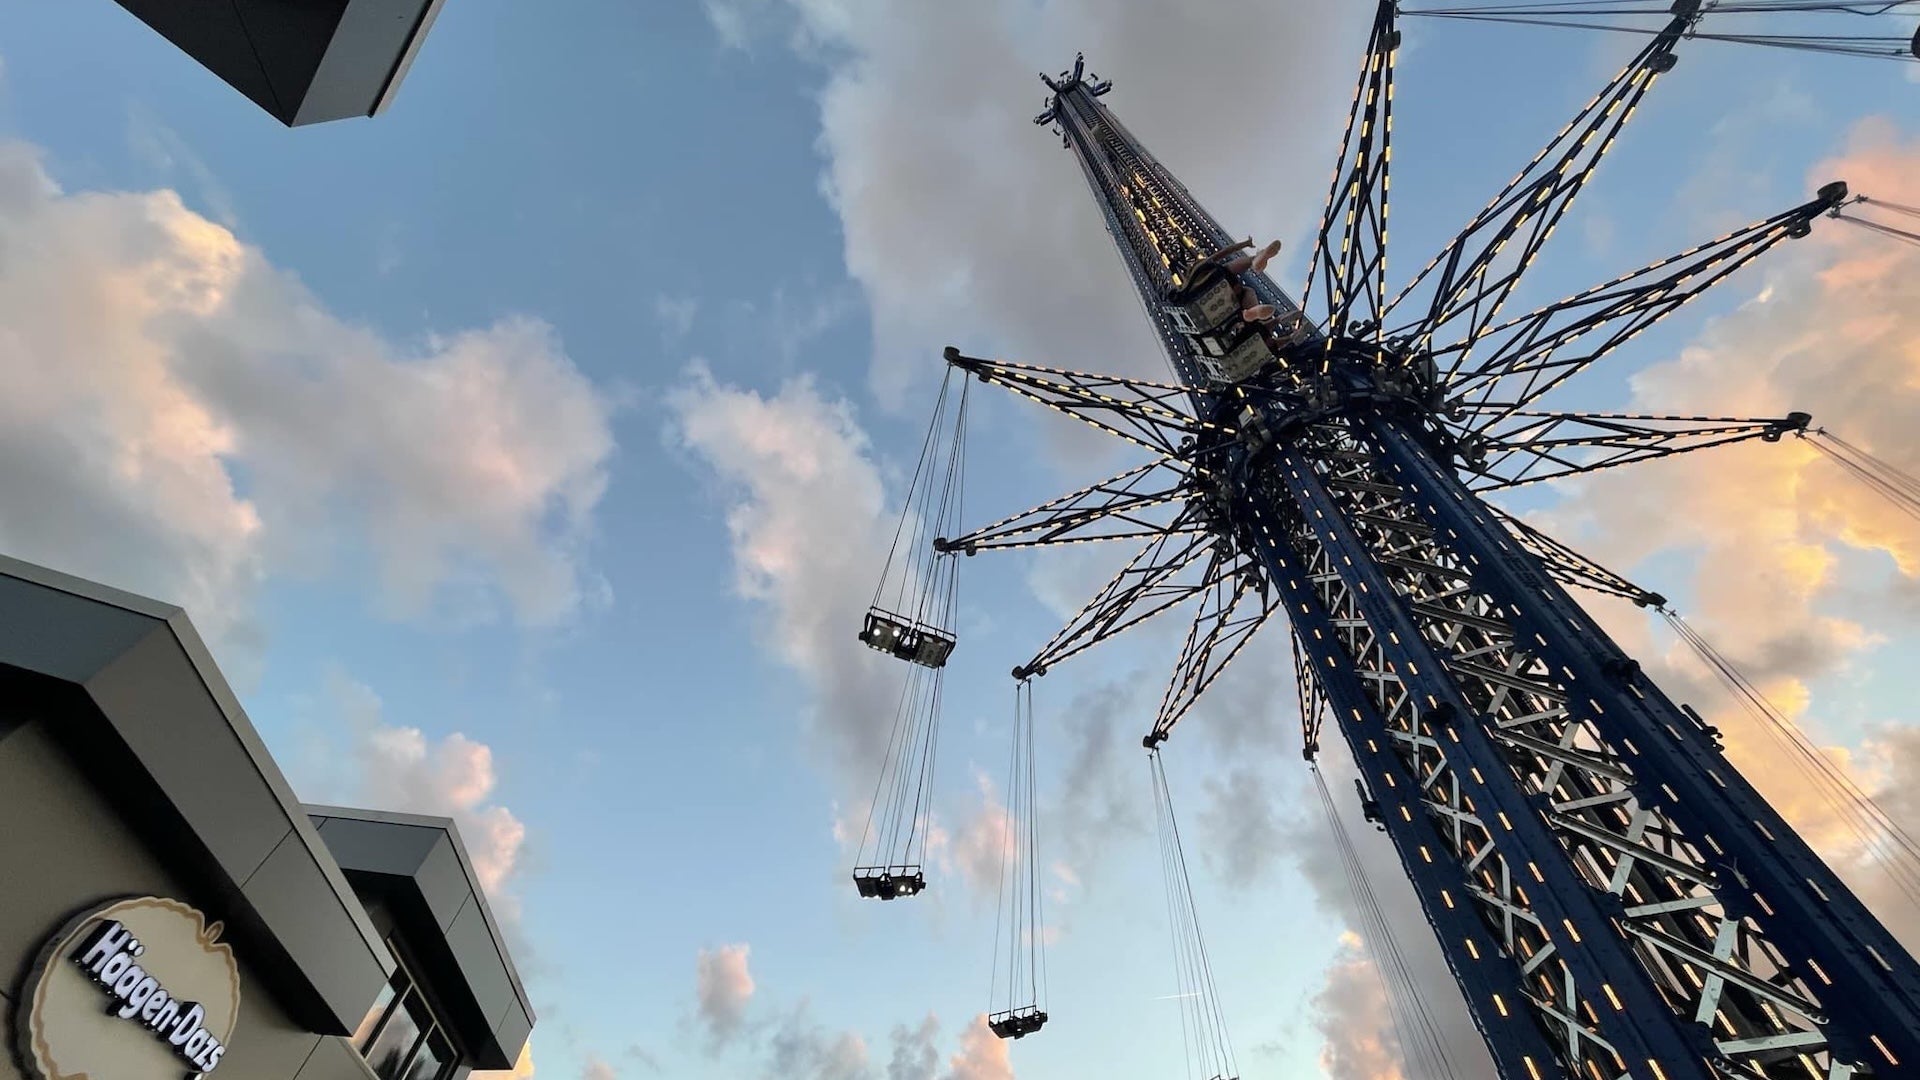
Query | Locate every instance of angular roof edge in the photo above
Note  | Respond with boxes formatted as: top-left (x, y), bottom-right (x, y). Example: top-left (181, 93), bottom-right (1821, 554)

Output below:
top-left (0, 554), bottom-right (391, 1034)
top-left (303, 803), bottom-right (533, 1016)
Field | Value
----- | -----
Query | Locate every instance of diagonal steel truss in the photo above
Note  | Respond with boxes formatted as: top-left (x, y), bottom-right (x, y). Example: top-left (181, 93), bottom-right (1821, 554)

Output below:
top-left (1438, 187), bottom-right (1846, 421)
top-left (1456, 410), bottom-right (1813, 490)
top-left (1386, 6), bottom-right (1692, 355)
top-left (1303, 0), bottom-right (1399, 345)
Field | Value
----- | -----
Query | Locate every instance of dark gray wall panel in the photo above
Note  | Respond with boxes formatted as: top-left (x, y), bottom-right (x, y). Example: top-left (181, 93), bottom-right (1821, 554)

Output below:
top-left (212, 956), bottom-right (325, 1080)
top-left (442, 903), bottom-right (512, 1037)
top-left (294, 1034), bottom-right (379, 1080)
top-left (491, 1003), bottom-right (533, 1069)
top-left (0, 571), bottom-right (165, 685)
top-left (313, 816), bottom-right (437, 878)
top-left (84, 630), bottom-right (294, 884)
top-left (298, 0), bottom-right (436, 124)
top-left (413, 835), bottom-right (468, 934)
top-left (243, 832), bottom-right (392, 1034)
top-left (0, 720), bottom-right (177, 993)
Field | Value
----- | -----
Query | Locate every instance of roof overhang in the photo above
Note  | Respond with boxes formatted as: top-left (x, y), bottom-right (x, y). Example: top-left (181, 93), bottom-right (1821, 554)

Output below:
top-left (0, 555), bottom-right (392, 1035)
top-left (307, 806), bottom-right (534, 1070)
top-left (110, 0), bottom-right (448, 127)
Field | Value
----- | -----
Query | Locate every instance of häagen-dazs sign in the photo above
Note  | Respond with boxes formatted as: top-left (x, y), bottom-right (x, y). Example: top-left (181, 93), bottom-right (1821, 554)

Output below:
top-left (13, 896), bottom-right (241, 1080)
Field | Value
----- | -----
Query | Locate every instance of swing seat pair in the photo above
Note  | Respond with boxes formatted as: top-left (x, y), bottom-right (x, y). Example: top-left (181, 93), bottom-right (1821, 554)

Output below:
top-left (851, 866), bottom-right (926, 900)
top-left (987, 1007), bottom-right (1048, 1040)
top-left (859, 607), bottom-right (957, 669)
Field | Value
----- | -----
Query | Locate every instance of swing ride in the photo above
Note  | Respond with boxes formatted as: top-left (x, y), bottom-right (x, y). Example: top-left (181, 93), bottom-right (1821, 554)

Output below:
top-left (844, 2), bottom-right (1920, 1076)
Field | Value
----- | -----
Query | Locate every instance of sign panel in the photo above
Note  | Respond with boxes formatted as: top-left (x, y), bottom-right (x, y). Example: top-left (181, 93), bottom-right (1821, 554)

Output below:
top-left (13, 896), bottom-right (241, 1080)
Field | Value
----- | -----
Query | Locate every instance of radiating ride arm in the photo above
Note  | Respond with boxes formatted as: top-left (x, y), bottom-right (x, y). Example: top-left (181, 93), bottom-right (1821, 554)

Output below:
top-left (1011, 507), bottom-right (1217, 680)
top-left (1302, 0), bottom-right (1400, 345)
top-left (1293, 630), bottom-right (1330, 760)
top-left (1144, 550), bottom-right (1275, 746)
top-left (944, 348), bottom-right (1220, 457)
top-left (935, 457), bottom-right (1198, 554)
top-left (1387, 5), bottom-right (1692, 351)
top-left (1487, 504), bottom-right (1665, 606)
top-left (1441, 183), bottom-right (1846, 420)
top-left (1455, 409), bottom-right (1812, 490)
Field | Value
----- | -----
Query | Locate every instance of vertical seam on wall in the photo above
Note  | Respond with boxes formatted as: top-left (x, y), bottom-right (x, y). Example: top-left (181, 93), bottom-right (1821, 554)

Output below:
top-left (290, 1032), bottom-right (325, 1078)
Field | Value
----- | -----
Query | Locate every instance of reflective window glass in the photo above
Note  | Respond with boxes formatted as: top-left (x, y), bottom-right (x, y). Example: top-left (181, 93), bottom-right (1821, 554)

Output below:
top-left (364, 989), bottom-right (425, 1080)
top-left (404, 1027), bottom-right (452, 1080)
top-left (352, 977), bottom-right (402, 1053)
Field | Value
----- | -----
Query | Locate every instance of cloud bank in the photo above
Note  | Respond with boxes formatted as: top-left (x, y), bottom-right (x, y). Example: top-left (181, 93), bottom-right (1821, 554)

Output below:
top-left (0, 140), bottom-right (615, 662)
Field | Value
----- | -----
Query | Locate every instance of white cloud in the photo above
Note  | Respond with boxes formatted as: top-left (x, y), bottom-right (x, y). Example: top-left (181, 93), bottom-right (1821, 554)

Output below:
top-left (1311, 934), bottom-right (1403, 1080)
top-left (0, 140), bottom-right (615, 663)
top-left (580, 1057), bottom-right (616, 1080)
top-left (696, 943), bottom-right (757, 1047)
top-left (669, 366), bottom-right (905, 790)
top-left (325, 675), bottom-right (530, 914)
top-left (720, 0), bottom-right (1359, 409)
top-left (940, 1016), bottom-right (1012, 1080)
top-left (932, 772), bottom-right (1013, 898)
top-left (654, 294), bottom-right (698, 340)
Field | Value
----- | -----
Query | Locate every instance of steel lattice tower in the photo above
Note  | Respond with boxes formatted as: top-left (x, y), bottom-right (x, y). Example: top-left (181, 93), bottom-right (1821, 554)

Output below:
top-left (921, 4), bottom-right (1920, 1076)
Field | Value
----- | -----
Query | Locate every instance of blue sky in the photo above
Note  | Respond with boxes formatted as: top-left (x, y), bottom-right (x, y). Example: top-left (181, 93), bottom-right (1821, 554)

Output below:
top-left (0, 2), bottom-right (1917, 1079)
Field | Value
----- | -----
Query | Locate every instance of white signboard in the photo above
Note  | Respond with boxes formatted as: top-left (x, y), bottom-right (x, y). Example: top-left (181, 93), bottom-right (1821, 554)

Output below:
top-left (14, 896), bottom-right (241, 1080)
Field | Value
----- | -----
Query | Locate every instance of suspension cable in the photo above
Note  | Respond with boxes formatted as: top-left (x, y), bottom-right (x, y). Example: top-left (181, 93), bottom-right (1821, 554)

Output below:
top-left (1659, 609), bottom-right (1920, 911)
top-left (989, 681), bottom-right (1049, 1038)
top-left (1805, 428), bottom-right (1920, 522)
top-left (1830, 195), bottom-right (1920, 248)
top-left (1151, 750), bottom-right (1240, 1080)
top-left (1311, 766), bottom-right (1462, 1080)
top-left (852, 369), bottom-right (971, 901)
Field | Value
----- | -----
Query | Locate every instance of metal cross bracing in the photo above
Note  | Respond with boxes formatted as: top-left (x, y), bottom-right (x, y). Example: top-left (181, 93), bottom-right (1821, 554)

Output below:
top-left (903, 2), bottom-right (1920, 1074)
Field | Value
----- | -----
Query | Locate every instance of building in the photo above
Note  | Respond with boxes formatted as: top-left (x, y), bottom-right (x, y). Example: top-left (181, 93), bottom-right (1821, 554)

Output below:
top-left (108, 0), bottom-right (448, 127)
top-left (0, 555), bottom-right (533, 1080)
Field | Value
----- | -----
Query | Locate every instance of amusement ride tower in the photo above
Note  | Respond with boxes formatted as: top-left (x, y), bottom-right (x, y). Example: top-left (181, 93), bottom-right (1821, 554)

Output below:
top-left (851, 3), bottom-right (1920, 1077)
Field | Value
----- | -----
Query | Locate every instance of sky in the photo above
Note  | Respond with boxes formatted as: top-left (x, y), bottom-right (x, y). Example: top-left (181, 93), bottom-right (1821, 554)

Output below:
top-left (0, 2), bottom-right (1917, 1079)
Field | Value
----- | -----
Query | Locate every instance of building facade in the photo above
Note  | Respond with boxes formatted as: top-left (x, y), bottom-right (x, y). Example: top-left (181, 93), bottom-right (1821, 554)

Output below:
top-left (0, 556), bottom-right (532, 1080)
top-left (108, 0), bottom-right (448, 126)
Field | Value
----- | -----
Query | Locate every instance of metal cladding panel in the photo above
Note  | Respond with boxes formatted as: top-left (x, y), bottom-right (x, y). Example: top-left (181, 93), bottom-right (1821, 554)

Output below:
top-left (307, 806), bottom-right (533, 1070)
top-left (0, 556), bottom-right (391, 1037)
top-left (0, 568), bottom-right (168, 685)
top-left (0, 716), bottom-right (185, 1003)
top-left (109, 0), bottom-right (441, 127)
top-left (297, 0), bottom-right (447, 125)
top-left (84, 629), bottom-right (297, 884)
top-left (292, 1033), bottom-right (374, 1080)
top-left (443, 900), bottom-right (516, 1062)
top-left (314, 814), bottom-right (440, 878)
top-left (244, 830), bottom-right (396, 1031)
top-left (413, 835), bottom-right (472, 935)
top-left (491, 1002), bottom-right (533, 1069)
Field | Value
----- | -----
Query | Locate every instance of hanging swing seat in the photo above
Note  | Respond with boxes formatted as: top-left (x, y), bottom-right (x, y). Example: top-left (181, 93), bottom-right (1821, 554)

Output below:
top-left (851, 865), bottom-right (927, 900)
top-left (987, 1007), bottom-right (1048, 1040)
top-left (859, 607), bottom-right (958, 668)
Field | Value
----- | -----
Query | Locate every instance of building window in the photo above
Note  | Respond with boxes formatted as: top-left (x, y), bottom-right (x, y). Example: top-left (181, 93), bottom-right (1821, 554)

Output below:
top-left (356, 952), bottom-right (455, 1080)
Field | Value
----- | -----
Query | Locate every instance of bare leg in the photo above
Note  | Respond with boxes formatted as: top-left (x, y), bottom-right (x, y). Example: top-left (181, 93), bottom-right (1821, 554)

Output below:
top-left (1242, 304), bottom-right (1277, 323)
top-left (1251, 239), bottom-right (1283, 273)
